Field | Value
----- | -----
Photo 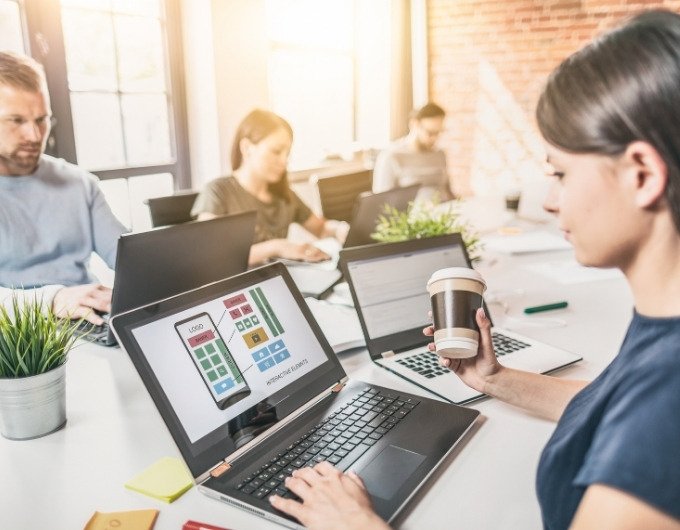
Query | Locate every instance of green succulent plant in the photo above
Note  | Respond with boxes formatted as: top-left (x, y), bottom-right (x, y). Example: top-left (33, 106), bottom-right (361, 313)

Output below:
top-left (371, 196), bottom-right (482, 261)
top-left (0, 293), bottom-right (80, 378)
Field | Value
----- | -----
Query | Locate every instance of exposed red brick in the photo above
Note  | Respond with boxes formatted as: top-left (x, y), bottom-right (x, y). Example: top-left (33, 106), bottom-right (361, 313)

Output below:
top-left (428, 0), bottom-right (680, 195)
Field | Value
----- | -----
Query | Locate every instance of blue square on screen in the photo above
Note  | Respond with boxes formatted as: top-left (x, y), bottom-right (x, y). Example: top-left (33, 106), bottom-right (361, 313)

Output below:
top-left (213, 378), bottom-right (235, 394)
top-left (251, 347), bottom-right (270, 362)
top-left (257, 357), bottom-right (277, 372)
top-left (269, 339), bottom-right (285, 353)
top-left (273, 349), bottom-right (291, 364)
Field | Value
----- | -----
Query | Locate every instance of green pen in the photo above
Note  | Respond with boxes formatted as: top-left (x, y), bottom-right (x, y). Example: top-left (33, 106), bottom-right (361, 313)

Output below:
top-left (523, 301), bottom-right (568, 314)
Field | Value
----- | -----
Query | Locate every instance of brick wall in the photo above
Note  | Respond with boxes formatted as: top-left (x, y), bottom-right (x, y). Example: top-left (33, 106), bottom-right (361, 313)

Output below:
top-left (427, 0), bottom-right (680, 197)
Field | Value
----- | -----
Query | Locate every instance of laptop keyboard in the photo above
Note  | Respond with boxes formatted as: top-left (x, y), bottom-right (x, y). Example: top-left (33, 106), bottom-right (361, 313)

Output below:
top-left (234, 387), bottom-right (419, 500)
top-left (72, 317), bottom-right (111, 344)
top-left (395, 332), bottom-right (531, 379)
top-left (492, 332), bottom-right (530, 356)
top-left (395, 352), bottom-right (450, 378)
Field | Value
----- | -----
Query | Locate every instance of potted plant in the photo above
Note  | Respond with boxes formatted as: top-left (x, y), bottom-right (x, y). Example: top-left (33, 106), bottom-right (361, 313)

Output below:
top-left (0, 293), bottom-right (79, 440)
top-left (372, 196), bottom-right (483, 260)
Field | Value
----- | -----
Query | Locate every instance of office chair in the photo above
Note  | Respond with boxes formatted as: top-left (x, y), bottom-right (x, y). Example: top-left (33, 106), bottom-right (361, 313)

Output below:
top-left (312, 168), bottom-right (373, 222)
top-left (144, 191), bottom-right (199, 227)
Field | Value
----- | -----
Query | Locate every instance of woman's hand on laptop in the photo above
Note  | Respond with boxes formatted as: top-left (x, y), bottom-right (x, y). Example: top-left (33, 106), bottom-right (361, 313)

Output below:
top-left (424, 308), bottom-right (502, 393)
top-left (269, 462), bottom-right (390, 530)
top-left (52, 284), bottom-right (112, 325)
top-left (279, 241), bottom-right (330, 263)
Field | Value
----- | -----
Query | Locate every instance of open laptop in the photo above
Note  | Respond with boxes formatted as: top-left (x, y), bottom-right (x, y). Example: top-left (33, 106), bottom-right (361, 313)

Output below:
top-left (83, 211), bottom-right (256, 346)
top-left (343, 184), bottom-right (420, 247)
top-left (285, 185), bottom-right (420, 298)
top-left (339, 234), bottom-right (582, 404)
top-left (110, 262), bottom-right (479, 528)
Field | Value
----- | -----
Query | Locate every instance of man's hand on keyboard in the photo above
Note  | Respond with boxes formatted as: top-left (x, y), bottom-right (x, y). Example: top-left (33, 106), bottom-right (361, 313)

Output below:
top-left (52, 284), bottom-right (112, 325)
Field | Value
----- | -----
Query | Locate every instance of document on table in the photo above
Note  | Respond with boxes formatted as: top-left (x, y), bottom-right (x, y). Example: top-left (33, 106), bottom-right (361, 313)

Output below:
top-left (305, 297), bottom-right (365, 353)
top-left (524, 259), bottom-right (623, 284)
top-left (483, 230), bottom-right (572, 254)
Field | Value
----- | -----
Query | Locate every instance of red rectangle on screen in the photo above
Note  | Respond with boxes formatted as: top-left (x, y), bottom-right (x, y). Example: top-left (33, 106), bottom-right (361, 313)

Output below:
top-left (223, 294), bottom-right (247, 308)
top-left (188, 330), bottom-right (215, 347)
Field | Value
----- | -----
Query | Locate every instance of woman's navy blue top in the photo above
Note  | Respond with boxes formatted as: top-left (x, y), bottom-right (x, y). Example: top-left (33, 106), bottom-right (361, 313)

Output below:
top-left (536, 311), bottom-right (680, 529)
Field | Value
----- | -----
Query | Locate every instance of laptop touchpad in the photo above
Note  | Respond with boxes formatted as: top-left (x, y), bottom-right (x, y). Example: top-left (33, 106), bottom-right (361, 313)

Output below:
top-left (358, 445), bottom-right (426, 500)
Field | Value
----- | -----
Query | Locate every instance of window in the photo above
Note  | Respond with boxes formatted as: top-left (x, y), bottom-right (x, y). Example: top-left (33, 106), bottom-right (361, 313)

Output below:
top-left (22, 0), bottom-right (188, 231)
top-left (0, 0), bottom-right (25, 53)
top-left (60, 0), bottom-right (172, 171)
top-left (265, 0), bottom-right (389, 168)
top-left (264, 0), bottom-right (355, 168)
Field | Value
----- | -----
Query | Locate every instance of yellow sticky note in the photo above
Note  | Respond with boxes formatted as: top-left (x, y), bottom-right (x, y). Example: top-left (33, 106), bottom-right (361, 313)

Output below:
top-left (84, 509), bottom-right (159, 530)
top-left (125, 457), bottom-right (193, 503)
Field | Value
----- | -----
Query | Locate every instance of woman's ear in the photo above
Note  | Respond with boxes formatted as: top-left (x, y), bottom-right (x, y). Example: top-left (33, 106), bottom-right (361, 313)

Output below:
top-left (240, 138), bottom-right (253, 160)
top-left (622, 141), bottom-right (668, 208)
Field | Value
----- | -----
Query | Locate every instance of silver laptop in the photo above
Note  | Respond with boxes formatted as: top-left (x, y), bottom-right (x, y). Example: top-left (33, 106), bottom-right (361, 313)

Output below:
top-left (339, 234), bottom-right (582, 404)
top-left (111, 262), bottom-right (479, 528)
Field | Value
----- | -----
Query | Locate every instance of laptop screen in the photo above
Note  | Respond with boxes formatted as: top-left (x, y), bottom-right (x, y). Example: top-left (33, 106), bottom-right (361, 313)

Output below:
top-left (110, 211), bottom-right (256, 322)
top-left (340, 234), bottom-right (477, 357)
top-left (111, 263), bottom-right (345, 477)
top-left (347, 246), bottom-right (469, 339)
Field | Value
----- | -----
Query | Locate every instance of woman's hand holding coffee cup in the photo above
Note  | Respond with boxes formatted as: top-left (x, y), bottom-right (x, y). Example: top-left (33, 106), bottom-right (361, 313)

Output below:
top-left (424, 307), bottom-right (502, 393)
top-left (425, 266), bottom-right (504, 393)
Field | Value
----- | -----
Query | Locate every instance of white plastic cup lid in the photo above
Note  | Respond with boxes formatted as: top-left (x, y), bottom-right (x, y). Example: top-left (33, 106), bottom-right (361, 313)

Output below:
top-left (427, 267), bottom-right (485, 289)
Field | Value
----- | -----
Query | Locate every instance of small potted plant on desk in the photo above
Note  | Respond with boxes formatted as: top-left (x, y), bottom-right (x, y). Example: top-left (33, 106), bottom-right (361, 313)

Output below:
top-left (0, 293), bottom-right (79, 440)
top-left (372, 196), bottom-right (482, 260)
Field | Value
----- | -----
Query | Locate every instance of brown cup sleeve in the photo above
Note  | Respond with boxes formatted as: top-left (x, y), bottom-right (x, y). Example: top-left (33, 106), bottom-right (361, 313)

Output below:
top-left (431, 291), bottom-right (483, 334)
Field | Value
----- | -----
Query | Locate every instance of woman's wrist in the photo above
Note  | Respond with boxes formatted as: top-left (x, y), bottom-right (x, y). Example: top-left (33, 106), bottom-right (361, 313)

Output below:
top-left (325, 219), bottom-right (350, 241)
top-left (480, 363), bottom-right (505, 397)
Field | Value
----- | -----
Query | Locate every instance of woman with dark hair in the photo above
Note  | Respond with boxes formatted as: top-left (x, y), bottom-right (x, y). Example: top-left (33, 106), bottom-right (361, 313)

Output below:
top-left (193, 109), bottom-right (346, 265)
top-left (268, 10), bottom-right (680, 530)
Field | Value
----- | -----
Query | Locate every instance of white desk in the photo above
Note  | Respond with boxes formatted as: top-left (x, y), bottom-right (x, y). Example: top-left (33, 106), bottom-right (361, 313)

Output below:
top-left (0, 248), bottom-right (633, 530)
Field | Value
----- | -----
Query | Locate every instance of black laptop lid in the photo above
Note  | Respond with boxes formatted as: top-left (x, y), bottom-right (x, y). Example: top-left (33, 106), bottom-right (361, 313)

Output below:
top-left (340, 234), bottom-right (491, 359)
top-left (344, 185), bottom-right (420, 248)
top-left (111, 262), bottom-right (346, 478)
top-left (110, 211), bottom-right (256, 322)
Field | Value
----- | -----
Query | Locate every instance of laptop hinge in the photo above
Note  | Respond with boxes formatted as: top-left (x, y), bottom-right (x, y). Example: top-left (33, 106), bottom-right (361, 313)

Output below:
top-left (198, 378), bottom-right (349, 483)
top-left (331, 382), bottom-right (346, 393)
top-left (381, 350), bottom-right (395, 358)
top-left (210, 462), bottom-right (231, 478)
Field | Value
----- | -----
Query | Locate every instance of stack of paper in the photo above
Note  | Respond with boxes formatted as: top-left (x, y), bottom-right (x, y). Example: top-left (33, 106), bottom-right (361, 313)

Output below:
top-left (306, 297), bottom-right (365, 353)
top-left (125, 457), bottom-right (193, 503)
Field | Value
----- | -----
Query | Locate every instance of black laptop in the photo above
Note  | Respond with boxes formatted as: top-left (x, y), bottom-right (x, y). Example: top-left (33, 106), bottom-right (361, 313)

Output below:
top-left (343, 184), bottom-right (420, 248)
top-left (111, 262), bottom-right (479, 528)
top-left (84, 211), bottom-right (256, 346)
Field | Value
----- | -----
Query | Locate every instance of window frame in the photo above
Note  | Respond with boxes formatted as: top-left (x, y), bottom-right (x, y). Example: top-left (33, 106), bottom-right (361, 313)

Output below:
top-left (21, 0), bottom-right (190, 188)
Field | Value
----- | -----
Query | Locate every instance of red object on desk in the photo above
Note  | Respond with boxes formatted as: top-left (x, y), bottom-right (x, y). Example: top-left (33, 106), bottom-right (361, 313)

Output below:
top-left (182, 520), bottom-right (230, 530)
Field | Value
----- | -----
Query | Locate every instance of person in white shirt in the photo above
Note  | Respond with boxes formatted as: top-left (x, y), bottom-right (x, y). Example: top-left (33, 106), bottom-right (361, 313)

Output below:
top-left (372, 102), bottom-right (454, 201)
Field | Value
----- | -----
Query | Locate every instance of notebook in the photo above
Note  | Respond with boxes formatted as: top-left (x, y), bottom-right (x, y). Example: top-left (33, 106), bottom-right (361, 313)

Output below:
top-left (81, 211), bottom-right (256, 346)
top-left (339, 234), bottom-right (582, 404)
top-left (110, 263), bottom-right (479, 528)
top-left (284, 185), bottom-right (420, 298)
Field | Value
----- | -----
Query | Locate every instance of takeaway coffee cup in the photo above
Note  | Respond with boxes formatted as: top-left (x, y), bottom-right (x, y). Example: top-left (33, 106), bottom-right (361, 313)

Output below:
top-left (427, 267), bottom-right (486, 359)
